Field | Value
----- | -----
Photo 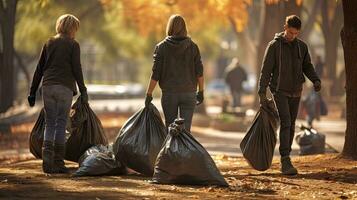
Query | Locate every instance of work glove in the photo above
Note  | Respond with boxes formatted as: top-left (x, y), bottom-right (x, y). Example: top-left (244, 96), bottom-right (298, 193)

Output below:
top-left (196, 91), bottom-right (204, 105)
top-left (313, 81), bottom-right (321, 92)
top-left (27, 94), bottom-right (36, 107)
top-left (81, 91), bottom-right (89, 104)
top-left (259, 92), bottom-right (268, 106)
top-left (145, 94), bottom-right (153, 107)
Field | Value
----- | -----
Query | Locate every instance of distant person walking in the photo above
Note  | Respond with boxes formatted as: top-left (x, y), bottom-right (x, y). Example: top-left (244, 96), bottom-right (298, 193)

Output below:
top-left (258, 15), bottom-right (321, 175)
top-left (145, 14), bottom-right (204, 131)
top-left (314, 55), bottom-right (324, 78)
top-left (224, 58), bottom-right (247, 107)
top-left (28, 14), bottom-right (88, 174)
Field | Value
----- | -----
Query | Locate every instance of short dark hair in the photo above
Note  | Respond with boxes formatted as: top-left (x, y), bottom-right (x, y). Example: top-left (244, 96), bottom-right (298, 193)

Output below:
top-left (285, 15), bottom-right (301, 30)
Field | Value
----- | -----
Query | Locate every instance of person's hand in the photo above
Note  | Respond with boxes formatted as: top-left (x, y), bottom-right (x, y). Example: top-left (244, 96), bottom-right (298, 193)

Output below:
top-left (196, 91), bottom-right (204, 105)
top-left (313, 81), bottom-right (321, 92)
top-left (259, 92), bottom-right (268, 106)
top-left (145, 94), bottom-right (153, 107)
top-left (81, 91), bottom-right (89, 104)
top-left (27, 94), bottom-right (36, 107)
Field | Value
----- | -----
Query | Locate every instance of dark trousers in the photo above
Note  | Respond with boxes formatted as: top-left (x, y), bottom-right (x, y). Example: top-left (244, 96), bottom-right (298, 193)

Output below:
top-left (230, 89), bottom-right (242, 107)
top-left (273, 92), bottom-right (301, 157)
top-left (161, 92), bottom-right (196, 132)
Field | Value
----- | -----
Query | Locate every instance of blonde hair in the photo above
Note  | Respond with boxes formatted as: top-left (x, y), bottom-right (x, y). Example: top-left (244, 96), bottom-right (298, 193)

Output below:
top-left (55, 14), bottom-right (80, 36)
top-left (166, 14), bottom-right (187, 37)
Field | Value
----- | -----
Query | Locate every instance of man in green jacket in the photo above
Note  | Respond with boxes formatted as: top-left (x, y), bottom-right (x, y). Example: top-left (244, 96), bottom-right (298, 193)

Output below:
top-left (258, 15), bottom-right (321, 175)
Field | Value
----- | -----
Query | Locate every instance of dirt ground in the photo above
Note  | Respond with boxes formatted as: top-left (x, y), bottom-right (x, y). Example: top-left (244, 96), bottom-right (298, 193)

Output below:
top-left (0, 154), bottom-right (356, 200)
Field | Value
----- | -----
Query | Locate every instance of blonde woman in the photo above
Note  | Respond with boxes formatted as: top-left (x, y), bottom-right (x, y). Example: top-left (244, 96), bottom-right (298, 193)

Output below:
top-left (28, 14), bottom-right (87, 173)
top-left (145, 14), bottom-right (204, 131)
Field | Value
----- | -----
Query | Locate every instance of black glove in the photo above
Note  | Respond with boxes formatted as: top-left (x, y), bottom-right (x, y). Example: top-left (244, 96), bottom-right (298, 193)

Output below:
top-left (145, 94), bottom-right (153, 107)
top-left (313, 81), bottom-right (321, 92)
top-left (27, 94), bottom-right (36, 107)
top-left (259, 92), bottom-right (268, 106)
top-left (81, 91), bottom-right (89, 104)
top-left (196, 91), bottom-right (204, 105)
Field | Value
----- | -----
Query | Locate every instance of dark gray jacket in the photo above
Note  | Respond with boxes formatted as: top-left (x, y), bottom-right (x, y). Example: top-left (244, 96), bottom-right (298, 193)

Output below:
top-left (258, 32), bottom-right (320, 95)
top-left (151, 36), bottom-right (204, 93)
top-left (30, 36), bottom-right (86, 96)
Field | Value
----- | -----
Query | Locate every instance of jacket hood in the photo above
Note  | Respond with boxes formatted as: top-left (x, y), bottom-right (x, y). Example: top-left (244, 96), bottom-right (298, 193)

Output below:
top-left (274, 32), bottom-right (285, 41)
top-left (274, 32), bottom-right (299, 43)
top-left (163, 36), bottom-right (192, 52)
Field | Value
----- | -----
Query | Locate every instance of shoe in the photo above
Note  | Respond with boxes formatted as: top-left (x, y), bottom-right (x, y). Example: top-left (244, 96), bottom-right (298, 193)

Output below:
top-left (53, 143), bottom-right (69, 174)
top-left (42, 141), bottom-right (54, 173)
top-left (281, 156), bottom-right (298, 175)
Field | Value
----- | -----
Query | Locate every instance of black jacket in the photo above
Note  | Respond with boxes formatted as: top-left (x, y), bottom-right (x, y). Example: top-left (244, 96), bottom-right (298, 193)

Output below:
top-left (30, 35), bottom-right (86, 96)
top-left (258, 32), bottom-right (320, 96)
top-left (151, 36), bottom-right (204, 93)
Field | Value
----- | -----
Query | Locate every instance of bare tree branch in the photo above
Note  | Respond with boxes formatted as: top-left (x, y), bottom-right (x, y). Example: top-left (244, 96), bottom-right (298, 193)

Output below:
top-left (321, 0), bottom-right (330, 38)
top-left (301, 0), bottom-right (321, 40)
top-left (14, 51), bottom-right (31, 87)
top-left (0, 1), bottom-right (5, 23)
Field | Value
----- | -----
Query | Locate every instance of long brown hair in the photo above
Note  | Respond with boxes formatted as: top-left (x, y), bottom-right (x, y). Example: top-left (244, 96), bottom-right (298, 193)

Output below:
top-left (166, 14), bottom-right (187, 37)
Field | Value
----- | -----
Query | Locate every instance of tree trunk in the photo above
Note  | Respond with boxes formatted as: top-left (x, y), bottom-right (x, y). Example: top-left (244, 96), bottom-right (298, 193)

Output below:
top-left (320, 1), bottom-right (343, 96)
top-left (0, 0), bottom-right (18, 113)
top-left (14, 51), bottom-right (31, 89)
top-left (325, 35), bottom-right (340, 95)
top-left (341, 0), bottom-right (357, 160)
top-left (300, 0), bottom-right (321, 41)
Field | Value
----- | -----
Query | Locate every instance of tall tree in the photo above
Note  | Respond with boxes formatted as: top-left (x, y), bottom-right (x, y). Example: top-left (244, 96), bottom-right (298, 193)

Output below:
top-left (0, 0), bottom-right (18, 113)
top-left (340, 0), bottom-right (357, 160)
top-left (319, 0), bottom-right (343, 96)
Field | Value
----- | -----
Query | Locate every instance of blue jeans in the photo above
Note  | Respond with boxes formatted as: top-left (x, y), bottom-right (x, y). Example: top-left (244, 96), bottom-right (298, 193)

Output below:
top-left (42, 85), bottom-right (73, 144)
top-left (161, 92), bottom-right (196, 132)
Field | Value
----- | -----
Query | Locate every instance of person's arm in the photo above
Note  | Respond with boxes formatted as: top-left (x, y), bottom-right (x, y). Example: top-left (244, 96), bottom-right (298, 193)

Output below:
top-left (146, 79), bottom-right (157, 95)
top-left (194, 44), bottom-right (204, 83)
top-left (30, 44), bottom-right (46, 96)
top-left (71, 41), bottom-right (87, 94)
top-left (150, 45), bottom-right (163, 83)
top-left (198, 76), bottom-right (204, 92)
top-left (145, 45), bottom-right (162, 106)
top-left (258, 42), bottom-right (276, 95)
top-left (194, 44), bottom-right (205, 105)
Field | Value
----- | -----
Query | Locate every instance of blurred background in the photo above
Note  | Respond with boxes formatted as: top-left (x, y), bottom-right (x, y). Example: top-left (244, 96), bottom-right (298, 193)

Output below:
top-left (0, 0), bottom-right (346, 158)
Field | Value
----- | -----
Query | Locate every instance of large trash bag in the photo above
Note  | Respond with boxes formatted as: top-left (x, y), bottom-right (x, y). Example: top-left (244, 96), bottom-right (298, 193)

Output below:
top-left (240, 99), bottom-right (279, 171)
top-left (295, 125), bottom-right (325, 155)
top-left (29, 108), bottom-right (72, 159)
top-left (65, 97), bottom-right (108, 162)
top-left (113, 103), bottom-right (167, 176)
top-left (29, 97), bottom-right (108, 162)
top-left (73, 144), bottom-right (126, 177)
top-left (29, 108), bottom-right (46, 158)
top-left (152, 118), bottom-right (228, 187)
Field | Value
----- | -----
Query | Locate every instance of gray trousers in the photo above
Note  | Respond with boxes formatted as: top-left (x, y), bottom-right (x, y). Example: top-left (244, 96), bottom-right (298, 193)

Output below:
top-left (161, 92), bottom-right (196, 132)
top-left (42, 85), bottom-right (73, 144)
top-left (273, 92), bottom-right (301, 157)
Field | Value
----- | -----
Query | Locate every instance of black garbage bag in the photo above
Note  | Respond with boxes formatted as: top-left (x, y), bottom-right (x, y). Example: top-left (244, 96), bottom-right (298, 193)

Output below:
top-left (65, 97), bottom-right (108, 162)
top-left (29, 97), bottom-right (108, 162)
top-left (113, 103), bottom-right (167, 176)
top-left (295, 125), bottom-right (325, 155)
top-left (29, 108), bottom-right (46, 159)
top-left (73, 144), bottom-right (126, 177)
top-left (29, 108), bottom-right (72, 159)
top-left (240, 99), bottom-right (279, 171)
top-left (152, 118), bottom-right (228, 187)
